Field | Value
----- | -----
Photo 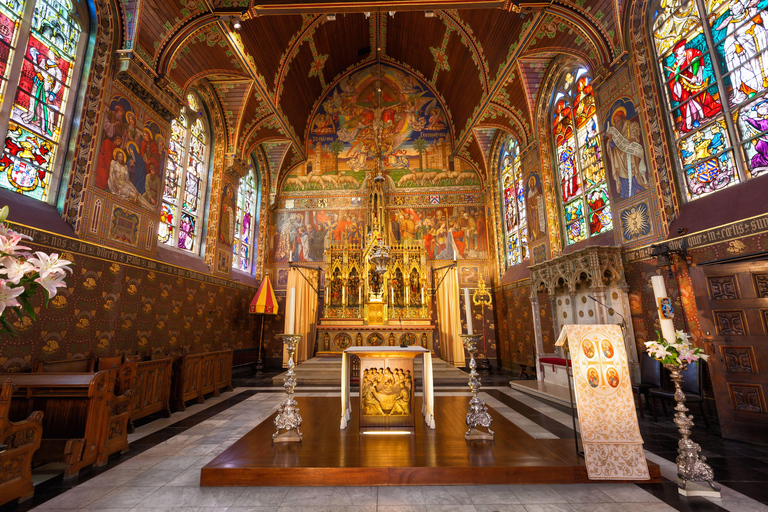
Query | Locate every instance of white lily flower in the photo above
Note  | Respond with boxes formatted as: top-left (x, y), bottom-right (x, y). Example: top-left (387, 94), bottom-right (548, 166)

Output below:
top-left (27, 252), bottom-right (72, 279)
top-left (0, 223), bottom-right (31, 241)
top-left (0, 280), bottom-right (24, 315)
top-left (0, 256), bottom-right (35, 285)
top-left (0, 234), bottom-right (31, 257)
top-left (35, 272), bottom-right (67, 299)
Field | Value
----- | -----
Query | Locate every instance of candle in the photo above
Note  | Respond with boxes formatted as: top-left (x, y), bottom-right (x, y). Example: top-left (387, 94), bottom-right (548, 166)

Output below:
top-left (464, 287), bottom-right (473, 335)
top-left (453, 249), bottom-right (457, 261)
top-left (650, 275), bottom-right (675, 343)
top-left (406, 287), bottom-right (409, 304)
top-left (358, 286), bottom-right (362, 304)
top-left (342, 286), bottom-right (346, 304)
top-left (288, 286), bottom-right (296, 335)
top-left (421, 286), bottom-right (424, 304)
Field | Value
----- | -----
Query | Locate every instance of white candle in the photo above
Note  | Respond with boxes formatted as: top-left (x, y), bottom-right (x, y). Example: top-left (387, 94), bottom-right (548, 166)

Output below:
top-left (453, 249), bottom-right (457, 261)
top-left (358, 286), bottom-right (361, 304)
top-left (391, 287), bottom-right (394, 304)
top-left (406, 287), bottom-right (409, 304)
top-left (650, 275), bottom-right (675, 343)
top-left (464, 287), bottom-right (473, 335)
top-left (342, 286), bottom-right (346, 304)
top-left (288, 286), bottom-right (296, 335)
top-left (421, 286), bottom-right (424, 304)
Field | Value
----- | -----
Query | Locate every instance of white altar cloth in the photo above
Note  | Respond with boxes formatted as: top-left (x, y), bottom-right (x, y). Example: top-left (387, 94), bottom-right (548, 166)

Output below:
top-left (340, 346), bottom-right (435, 429)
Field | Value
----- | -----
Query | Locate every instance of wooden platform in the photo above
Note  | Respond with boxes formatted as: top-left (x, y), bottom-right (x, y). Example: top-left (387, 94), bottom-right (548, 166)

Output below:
top-left (200, 396), bottom-right (660, 486)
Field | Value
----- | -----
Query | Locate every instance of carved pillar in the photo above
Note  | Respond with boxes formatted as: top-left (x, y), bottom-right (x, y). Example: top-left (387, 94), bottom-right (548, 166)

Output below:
top-left (530, 294), bottom-right (544, 381)
top-left (550, 295), bottom-right (559, 347)
top-left (593, 288), bottom-right (608, 324)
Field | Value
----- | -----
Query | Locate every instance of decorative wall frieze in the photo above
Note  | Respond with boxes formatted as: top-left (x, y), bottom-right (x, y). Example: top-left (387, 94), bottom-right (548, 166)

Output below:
top-left (529, 245), bottom-right (626, 296)
top-left (115, 56), bottom-right (180, 122)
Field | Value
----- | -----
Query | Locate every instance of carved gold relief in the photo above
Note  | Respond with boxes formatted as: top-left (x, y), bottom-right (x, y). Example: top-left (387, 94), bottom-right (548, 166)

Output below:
top-left (361, 367), bottom-right (413, 416)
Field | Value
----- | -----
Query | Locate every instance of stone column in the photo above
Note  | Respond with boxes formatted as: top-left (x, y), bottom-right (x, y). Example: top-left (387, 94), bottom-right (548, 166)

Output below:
top-left (530, 294), bottom-right (545, 381)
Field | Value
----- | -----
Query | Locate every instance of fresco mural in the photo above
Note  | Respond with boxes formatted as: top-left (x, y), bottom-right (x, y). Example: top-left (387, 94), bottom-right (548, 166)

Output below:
top-left (94, 94), bottom-right (167, 211)
top-left (388, 206), bottom-right (488, 259)
top-left (281, 64), bottom-right (481, 192)
top-left (272, 209), bottom-right (367, 262)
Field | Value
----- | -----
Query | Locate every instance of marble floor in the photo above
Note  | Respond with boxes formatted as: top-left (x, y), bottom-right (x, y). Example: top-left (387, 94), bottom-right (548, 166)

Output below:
top-left (1, 377), bottom-right (765, 512)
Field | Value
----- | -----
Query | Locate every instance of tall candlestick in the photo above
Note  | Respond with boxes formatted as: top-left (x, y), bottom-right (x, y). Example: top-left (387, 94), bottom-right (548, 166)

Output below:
top-left (650, 275), bottom-right (675, 343)
top-left (464, 287), bottom-right (473, 335)
top-left (288, 286), bottom-right (296, 335)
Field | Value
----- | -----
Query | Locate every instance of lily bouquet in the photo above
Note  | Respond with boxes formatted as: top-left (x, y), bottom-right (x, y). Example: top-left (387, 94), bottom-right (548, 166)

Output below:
top-left (645, 329), bottom-right (709, 366)
top-left (0, 206), bottom-right (72, 334)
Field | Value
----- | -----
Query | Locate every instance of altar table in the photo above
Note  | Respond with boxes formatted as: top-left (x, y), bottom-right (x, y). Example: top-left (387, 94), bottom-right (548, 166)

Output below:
top-left (340, 346), bottom-right (435, 429)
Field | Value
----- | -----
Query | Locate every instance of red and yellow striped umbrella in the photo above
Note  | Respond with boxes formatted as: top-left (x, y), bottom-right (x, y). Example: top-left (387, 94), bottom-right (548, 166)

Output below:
top-left (249, 276), bottom-right (278, 315)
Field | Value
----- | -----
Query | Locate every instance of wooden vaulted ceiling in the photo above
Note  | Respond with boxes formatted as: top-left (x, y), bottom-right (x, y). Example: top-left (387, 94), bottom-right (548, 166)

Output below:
top-left (123, 0), bottom-right (623, 184)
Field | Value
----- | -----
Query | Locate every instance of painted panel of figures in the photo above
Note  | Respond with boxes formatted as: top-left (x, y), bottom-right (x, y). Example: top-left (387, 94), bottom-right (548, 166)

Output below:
top-left (93, 92), bottom-right (167, 211)
top-left (603, 98), bottom-right (649, 200)
top-left (272, 209), bottom-right (366, 262)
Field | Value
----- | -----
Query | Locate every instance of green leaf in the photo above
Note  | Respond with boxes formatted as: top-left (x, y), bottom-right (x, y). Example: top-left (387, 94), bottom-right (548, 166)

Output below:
top-left (17, 295), bottom-right (36, 321)
top-left (0, 316), bottom-right (17, 336)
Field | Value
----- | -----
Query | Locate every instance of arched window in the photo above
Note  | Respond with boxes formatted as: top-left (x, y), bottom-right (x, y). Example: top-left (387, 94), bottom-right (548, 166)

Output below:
top-left (158, 93), bottom-right (209, 253)
top-left (652, 0), bottom-right (768, 201)
top-left (499, 136), bottom-right (528, 266)
top-left (551, 67), bottom-right (612, 245)
top-left (233, 166), bottom-right (257, 272)
top-left (0, 0), bottom-right (85, 201)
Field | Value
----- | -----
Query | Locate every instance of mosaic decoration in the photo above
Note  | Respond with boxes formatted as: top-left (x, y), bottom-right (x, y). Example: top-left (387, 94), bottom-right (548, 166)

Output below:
top-left (159, 95), bottom-right (209, 252)
top-left (651, 0), bottom-right (768, 199)
top-left (0, 0), bottom-right (81, 201)
top-left (551, 67), bottom-right (612, 245)
top-left (499, 136), bottom-right (528, 266)
top-left (233, 167), bottom-right (257, 272)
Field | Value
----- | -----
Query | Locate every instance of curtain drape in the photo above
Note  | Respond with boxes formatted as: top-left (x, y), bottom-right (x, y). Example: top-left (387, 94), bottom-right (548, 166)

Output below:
top-left (434, 265), bottom-right (464, 367)
top-left (282, 267), bottom-right (319, 366)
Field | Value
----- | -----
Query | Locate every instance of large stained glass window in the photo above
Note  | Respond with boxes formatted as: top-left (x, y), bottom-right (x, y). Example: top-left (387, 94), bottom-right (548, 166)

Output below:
top-left (233, 168), bottom-right (256, 272)
top-left (0, 0), bottom-right (83, 201)
top-left (499, 136), bottom-right (528, 266)
top-left (550, 68), bottom-right (612, 245)
top-left (652, 0), bottom-right (768, 200)
top-left (158, 93), bottom-right (209, 253)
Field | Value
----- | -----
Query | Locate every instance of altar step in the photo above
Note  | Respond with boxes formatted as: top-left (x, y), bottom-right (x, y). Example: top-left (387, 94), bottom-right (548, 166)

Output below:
top-left (271, 355), bottom-right (469, 386)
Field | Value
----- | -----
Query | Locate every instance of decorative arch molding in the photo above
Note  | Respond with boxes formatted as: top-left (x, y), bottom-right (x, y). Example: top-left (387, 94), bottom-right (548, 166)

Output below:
top-left (454, 155), bottom-right (480, 175)
top-left (485, 102), bottom-right (530, 146)
top-left (196, 80), bottom-right (228, 271)
top-left (243, 136), bottom-right (291, 164)
top-left (274, 14), bottom-right (326, 103)
top-left (436, 10), bottom-right (490, 95)
top-left (626, 0), bottom-right (678, 228)
top-left (154, 14), bottom-right (222, 79)
top-left (547, 4), bottom-right (614, 69)
top-left (180, 70), bottom-right (252, 98)
top-left (304, 58), bottom-right (457, 151)
top-left (64, 0), bottom-right (122, 228)
top-left (240, 115), bottom-right (283, 159)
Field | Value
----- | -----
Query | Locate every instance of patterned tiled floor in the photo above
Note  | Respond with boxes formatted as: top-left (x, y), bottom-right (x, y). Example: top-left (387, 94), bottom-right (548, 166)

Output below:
top-left (1, 379), bottom-right (765, 512)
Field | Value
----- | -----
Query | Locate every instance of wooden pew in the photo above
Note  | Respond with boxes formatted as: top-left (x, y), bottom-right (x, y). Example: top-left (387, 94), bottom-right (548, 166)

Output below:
top-left (109, 357), bottom-right (172, 432)
top-left (0, 380), bottom-right (43, 507)
top-left (170, 349), bottom-right (233, 411)
top-left (8, 371), bottom-right (131, 479)
top-left (34, 357), bottom-right (95, 373)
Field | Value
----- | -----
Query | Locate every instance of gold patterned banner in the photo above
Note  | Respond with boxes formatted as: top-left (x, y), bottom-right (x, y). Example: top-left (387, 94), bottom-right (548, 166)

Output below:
top-left (557, 324), bottom-right (649, 480)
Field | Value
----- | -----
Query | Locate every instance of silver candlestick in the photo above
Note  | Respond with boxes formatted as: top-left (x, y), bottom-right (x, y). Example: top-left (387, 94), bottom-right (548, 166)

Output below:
top-left (664, 363), bottom-right (720, 496)
top-left (462, 334), bottom-right (493, 440)
top-left (273, 334), bottom-right (303, 442)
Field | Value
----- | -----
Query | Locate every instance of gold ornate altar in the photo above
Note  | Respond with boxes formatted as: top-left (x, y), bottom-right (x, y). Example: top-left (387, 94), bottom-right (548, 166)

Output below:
top-left (318, 168), bottom-right (433, 353)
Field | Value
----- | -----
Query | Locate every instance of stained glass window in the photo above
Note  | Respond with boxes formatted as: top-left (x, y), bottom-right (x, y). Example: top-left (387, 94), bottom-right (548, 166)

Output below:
top-left (499, 136), bottom-right (528, 266)
top-left (159, 94), bottom-right (209, 253)
top-left (651, 0), bottom-right (768, 200)
top-left (550, 68), bottom-right (612, 245)
top-left (0, 0), bottom-right (83, 201)
top-left (233, 168), bottom-right (256, 272)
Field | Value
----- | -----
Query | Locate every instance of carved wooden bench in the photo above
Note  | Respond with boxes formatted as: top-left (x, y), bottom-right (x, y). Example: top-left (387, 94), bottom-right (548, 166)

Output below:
top-left (107, 356), bottom-right (172, 433)
top-left (8, 371), bottom-right (131, 479)
top-left (0, 380), bottom-right (43, 507)
top-left (170, 349), bottom-right (233, 411)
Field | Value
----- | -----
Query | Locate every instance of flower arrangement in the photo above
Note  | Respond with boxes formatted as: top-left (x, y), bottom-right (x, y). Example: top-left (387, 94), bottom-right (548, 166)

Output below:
top-left (0, 206), bottom-right (72, 334)
top-left (645, 329), bottom-right (709, 366)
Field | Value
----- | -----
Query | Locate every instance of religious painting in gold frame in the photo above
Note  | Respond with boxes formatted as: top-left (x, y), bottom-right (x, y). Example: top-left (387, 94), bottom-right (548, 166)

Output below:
top-left (359, 356), bottom-right (415, 428)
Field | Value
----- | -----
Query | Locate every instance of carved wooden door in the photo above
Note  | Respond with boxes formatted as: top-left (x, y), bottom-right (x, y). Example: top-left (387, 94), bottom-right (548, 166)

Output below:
top-left (691, 261), bottom-right (768, 443)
